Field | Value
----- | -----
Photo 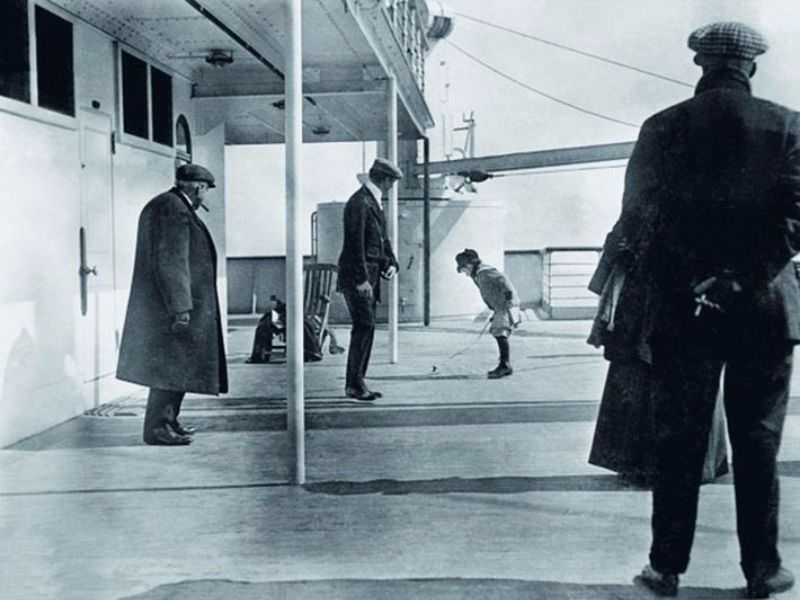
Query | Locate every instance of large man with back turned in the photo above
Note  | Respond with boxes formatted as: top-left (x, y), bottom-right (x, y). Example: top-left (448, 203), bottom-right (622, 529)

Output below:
top-left (612, 22), bottom-right (800, 599)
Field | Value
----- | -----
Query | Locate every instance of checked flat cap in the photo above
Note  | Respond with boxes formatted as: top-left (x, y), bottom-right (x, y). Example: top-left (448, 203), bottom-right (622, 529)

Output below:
top-left (688, 22), bottom-right (768, 60)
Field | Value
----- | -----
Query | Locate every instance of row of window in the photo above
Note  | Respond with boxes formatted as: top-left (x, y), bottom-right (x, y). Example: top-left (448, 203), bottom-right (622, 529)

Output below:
top-left (121, 51), bottom-right (174, 146)
top-left (0, 0), bottom-right (178, 149)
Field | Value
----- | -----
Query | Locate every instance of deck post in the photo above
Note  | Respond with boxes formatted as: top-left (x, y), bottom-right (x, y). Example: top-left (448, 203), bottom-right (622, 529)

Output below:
top-left (285, 0), bottom-right (305, 485)
top-left (387, 75), bottom-right (399, 363)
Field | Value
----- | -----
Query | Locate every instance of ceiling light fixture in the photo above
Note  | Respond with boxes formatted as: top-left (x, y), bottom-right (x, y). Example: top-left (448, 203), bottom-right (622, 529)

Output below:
top-left (205, 49), bottom-right (234, 67)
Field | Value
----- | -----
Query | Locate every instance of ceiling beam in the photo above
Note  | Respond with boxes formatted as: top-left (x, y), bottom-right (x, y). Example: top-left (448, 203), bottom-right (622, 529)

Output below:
top-left (193, 83), bottom-right (387, 99)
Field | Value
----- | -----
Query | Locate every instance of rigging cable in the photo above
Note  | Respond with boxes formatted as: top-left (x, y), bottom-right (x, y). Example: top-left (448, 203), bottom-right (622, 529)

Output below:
top-left (454, 11), bottom-right (693, 89)
top-left (445, 40), bottom-right (640, 129)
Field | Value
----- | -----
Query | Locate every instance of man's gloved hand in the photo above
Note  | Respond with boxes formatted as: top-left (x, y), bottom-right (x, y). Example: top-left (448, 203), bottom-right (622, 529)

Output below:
top-left (614, 238), bottom-right (635, 270)
top-left (171, 311), bottom-right (191, 334)
top-left (381, 265), bottom-right (397, 280)
top-left (355, 280), bottom-right (373, 298)
top-left (692, 273), bottom-right (743, 316)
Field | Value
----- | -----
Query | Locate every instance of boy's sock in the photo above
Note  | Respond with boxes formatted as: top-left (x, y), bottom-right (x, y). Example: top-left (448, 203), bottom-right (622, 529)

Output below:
top-left (496, 335), bottom-right (510, 366)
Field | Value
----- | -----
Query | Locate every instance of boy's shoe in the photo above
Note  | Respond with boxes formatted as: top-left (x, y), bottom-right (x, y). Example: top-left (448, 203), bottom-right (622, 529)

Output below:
top-left (634, 564), bottom-right (679, 597)
top-left (487, 364), bottom-right (513, 379)
top-left (746, 566), bottom-right (795, 598)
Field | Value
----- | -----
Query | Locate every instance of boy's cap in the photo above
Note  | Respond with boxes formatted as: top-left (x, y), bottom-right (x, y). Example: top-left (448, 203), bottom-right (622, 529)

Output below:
top-left (455, 248), bottom-right (480, 272)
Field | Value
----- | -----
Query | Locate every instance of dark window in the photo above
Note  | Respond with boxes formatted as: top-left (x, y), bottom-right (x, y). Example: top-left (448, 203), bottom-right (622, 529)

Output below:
top-left (35, 6), bottom-right (74, 116)
top-left (150, 66), bottom-right (173, 146)
top-left (122, 51), bottom-right (148, 139)
top-left (175, 114), bottom-right (191, 162)
top-left (0, 0), bottom-right (30, 103)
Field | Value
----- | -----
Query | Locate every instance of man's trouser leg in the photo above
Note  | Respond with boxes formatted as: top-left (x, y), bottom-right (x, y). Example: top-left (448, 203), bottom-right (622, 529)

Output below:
top-left (143, 388), bottom-right (184, 441)
top-left (360, 314), bottom-right (376, 379)
top-left (174, 392), bottom-right (188, 425)
top-left (343, 288), bottom-right (375, 392)
top-left (649, 347), bottom-right (723, 574)
top-left (725, 342), bottom-right (793, 580)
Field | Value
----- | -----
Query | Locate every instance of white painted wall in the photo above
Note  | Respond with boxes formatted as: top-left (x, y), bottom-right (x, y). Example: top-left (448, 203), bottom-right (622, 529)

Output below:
top-left (194, 123), bottom-right (229, 335)
top-left (0, 13), bottom-right (227, 446)
top-left (0, 112), bottom-right (84, 446)
top-left (225, 142), bottom-right (377, 257)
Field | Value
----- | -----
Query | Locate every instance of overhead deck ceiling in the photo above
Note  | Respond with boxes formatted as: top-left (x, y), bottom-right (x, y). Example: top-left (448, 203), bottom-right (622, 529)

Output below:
top-left (53, 0), bottom-right (435, 143)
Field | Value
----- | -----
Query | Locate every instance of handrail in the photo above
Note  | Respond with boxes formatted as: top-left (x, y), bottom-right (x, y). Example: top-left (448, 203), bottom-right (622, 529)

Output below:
top-left (541, 246), bottom-right (602, 320)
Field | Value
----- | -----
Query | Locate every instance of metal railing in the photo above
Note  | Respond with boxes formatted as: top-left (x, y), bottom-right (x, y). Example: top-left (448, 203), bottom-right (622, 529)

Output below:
top-left (541, 246), bottom-right (602, 319)
top-left (385, 0), bottom-right (426, 91)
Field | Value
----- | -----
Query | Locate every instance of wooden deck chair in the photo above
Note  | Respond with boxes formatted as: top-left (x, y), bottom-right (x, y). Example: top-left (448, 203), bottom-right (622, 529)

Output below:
top-left (268, 263), bottom-right (338, 360)
top-left (302, 263), bottom-right (338, 353)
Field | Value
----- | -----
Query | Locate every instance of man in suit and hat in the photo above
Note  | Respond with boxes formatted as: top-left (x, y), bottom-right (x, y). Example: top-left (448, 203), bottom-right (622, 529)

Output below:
top-left (337, 157), bottom-right (402, 401)
top-left (609, 22), bottom-right (800, 598)
top-left (117, 163), bottom-right (228, 445)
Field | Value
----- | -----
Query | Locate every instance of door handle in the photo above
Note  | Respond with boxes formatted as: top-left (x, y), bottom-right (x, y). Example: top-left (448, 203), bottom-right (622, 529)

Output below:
top-left (79, 227), bottom-right (97, 316)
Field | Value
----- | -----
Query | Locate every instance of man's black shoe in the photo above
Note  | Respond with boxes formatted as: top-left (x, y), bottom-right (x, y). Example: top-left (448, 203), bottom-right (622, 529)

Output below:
top-left (633, 564), bottom-right (678, 597)
top-left (487, 364), bottom-right (513, 379)
top-left (172, 422), bottom-right (196, 436)
top-left (746, 566), bottom-right (795, 598)
top-left (245, 355), bottom-right (270, 364)
top-left (345, 387), bottom-right (378, 402)
top-left (143, 426), bottom-right (192, 446)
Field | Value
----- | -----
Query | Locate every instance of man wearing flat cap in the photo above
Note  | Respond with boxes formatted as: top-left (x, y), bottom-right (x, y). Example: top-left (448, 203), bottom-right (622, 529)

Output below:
top-left (337, 157), bottom-right (402, 401)
top-left (601, 22), bottom-right (800, 598)
top-left (117, 163), bottom-right (228, 445)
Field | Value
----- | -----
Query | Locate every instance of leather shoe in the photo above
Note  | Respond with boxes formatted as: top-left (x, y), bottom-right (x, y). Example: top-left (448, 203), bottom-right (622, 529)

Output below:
top-left (172, 421), bottom-right (196, 436)
top-left (633, 564), bottom-right (678, 597)
top-left (487, 363), bottom-right (513, 379)
top-left (143, 426), bottom-right (192, 446)
top-left (345, 387), bottom-right (378, 402)
top-left (746, 566), bottom-right (795, 598)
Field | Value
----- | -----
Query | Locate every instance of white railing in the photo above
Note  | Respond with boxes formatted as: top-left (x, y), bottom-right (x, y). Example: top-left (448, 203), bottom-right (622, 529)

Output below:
top-left (541, 246), bottom-right (602, 319)
top-left (385, 0), bottom-right (426, 91)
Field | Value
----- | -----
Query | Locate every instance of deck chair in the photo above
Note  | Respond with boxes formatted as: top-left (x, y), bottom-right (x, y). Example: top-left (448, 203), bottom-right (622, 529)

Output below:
top-left (260, 263), bottom-right (338, 361)
top-left (302, 263), bottom-right (338, 350)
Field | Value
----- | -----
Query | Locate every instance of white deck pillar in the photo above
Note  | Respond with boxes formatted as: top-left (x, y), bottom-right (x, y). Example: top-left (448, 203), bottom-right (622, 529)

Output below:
top-left (387, 75), bottom-right (399, 363)
top-left (285, 0), bottom-right (305, 485)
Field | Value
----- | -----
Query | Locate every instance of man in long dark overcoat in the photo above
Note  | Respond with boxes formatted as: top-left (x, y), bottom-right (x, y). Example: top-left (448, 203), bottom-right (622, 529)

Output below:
top-left (117, 164), bottom-right (228, 445)
top-left (337, 158), bottom-right (402, 401)
top-left (609, 23), bottom-right (800, 599)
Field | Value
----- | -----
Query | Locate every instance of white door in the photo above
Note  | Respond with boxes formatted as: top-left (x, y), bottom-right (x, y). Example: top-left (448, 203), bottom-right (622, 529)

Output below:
top-left (77, 109), bottom-right (116, 407)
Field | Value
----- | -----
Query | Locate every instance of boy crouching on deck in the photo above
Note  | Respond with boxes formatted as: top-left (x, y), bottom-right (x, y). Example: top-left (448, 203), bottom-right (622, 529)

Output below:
top-left (455, 249), bottom-right (519, 379)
